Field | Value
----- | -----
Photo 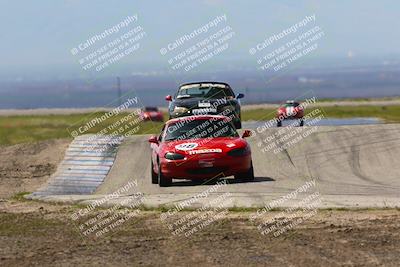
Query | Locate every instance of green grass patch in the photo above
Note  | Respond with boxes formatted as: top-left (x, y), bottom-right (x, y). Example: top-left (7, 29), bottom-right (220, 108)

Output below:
top-left (0, 212), bottom-right (76, 237)
top-left (317, 96), bottom-right (400, 102)
top-left (318, 105), bottom-right (400, 122)
top-left (241, 108), bottom-right (276, 121)
top-left (11, 192), bottom-right (31, 201)
top-left (0, 112), bottom-right (165, 145)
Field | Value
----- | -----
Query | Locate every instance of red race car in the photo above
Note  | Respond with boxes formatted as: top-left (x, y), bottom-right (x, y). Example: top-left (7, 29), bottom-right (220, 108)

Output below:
top-left (276, 100), bottom-right (304, 127)
top-left (148, 115), bottom-right (254, 186)
top-left (140, 106), bottom-right (164, 122)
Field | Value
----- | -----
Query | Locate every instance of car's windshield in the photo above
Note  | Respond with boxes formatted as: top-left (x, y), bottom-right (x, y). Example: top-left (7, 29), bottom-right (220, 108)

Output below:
top-left (176, 83), bottom-right (234, 99)
top-left (163, 118), bottom-right (238, 141)
top-left (285, 102), bottom-right (299, 107)
top-left (144, 107), bottom-right (158, 112)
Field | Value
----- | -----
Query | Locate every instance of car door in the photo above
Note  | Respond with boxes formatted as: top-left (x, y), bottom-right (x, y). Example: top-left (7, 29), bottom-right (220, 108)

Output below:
top-left (151, 125), bottom-right (165, 172)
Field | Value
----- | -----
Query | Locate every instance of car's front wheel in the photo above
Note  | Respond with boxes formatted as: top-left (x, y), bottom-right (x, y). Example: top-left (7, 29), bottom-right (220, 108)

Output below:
top-left (158, 162), bottom-right (172, 187)
top-left (234, 120), bottom-right (242, 129)
top-left (234, 162), bottom-right (255, 181)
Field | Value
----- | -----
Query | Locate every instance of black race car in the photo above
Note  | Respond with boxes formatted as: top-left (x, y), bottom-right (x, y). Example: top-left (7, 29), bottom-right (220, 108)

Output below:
top-left (165, 82), bottom-right (244, 129)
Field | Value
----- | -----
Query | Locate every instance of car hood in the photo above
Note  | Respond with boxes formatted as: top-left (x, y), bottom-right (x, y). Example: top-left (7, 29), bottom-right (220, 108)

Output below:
top-left (162, 137), bottom-right (248, 155)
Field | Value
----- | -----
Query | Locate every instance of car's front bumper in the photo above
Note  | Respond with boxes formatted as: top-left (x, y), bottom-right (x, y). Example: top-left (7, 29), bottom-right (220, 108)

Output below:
top-left (160, 153), bottom-right (251, 179)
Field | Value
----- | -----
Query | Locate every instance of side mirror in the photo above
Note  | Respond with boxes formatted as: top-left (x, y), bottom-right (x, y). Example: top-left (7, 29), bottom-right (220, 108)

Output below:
top-left (148, 136), bottom-right (159, 144)
top-left (237, 93), bottom-right (245, 99)
top-left (241, 130), bottom-right (252, 138)
top-left (165, 95), bottom-right (172, 101)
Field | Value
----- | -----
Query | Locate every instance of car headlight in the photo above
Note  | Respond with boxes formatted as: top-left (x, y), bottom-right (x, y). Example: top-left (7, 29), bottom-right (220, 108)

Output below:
top-left (221, 105), bottom-right (235, 111)
top-left (227, 146), bottom-right (250, 157)
top-left (173, 106), bottom-right (189, 115)
top-left (165, 152), bottom-right (185, 160)
top-left (220, 105), bottom-right (236, 117)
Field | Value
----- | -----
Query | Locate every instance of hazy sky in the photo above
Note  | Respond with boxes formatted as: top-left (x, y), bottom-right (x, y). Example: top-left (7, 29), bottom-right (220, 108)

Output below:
top-left (0, 0), bottom-right (399, 75)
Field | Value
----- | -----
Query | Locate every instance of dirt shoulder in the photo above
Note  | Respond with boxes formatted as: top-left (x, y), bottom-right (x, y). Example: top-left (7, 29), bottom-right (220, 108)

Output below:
top-left (0, 139), bottom-right (70, 199)
top-left (0, 201), bottom-right (399, 267)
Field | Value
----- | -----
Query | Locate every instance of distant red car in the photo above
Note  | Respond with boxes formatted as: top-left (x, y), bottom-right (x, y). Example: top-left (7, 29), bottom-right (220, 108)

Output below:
top-left (140, 107), bottom-right (164, 122)
top-left (276, 100), bottom-right (304, 127)
top-left (148, 115), bottom-right (254, 187)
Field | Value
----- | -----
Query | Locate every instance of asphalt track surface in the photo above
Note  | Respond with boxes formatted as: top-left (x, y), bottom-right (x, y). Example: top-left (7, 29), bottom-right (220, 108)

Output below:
top-left (30, 124), bottom-right (400, 209)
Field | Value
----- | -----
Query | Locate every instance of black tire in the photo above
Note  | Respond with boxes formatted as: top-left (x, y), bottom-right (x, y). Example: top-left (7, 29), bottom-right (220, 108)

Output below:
top-left (158, 162), bottom-right (172, 187)
top-left (234, 120), bottom-right (242, 129)
top-left (299, 118), bottom-right (304, 127)
top-left (277, 120), bottom-right (282, 127)
top-left (151, 161), bottom-right (158, 184)
top-left (234, 162), bottom-right (255, 181)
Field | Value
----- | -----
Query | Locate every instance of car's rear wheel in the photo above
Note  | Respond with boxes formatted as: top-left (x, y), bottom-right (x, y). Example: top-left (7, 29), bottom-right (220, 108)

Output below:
top-left (299, 118), bottom-right (304, 127)
top-left (234, 162), bottom-right (255, 181)
top-left (277, 120), bottom-right (282, 127)
top-left (158, 162), bottom-right (172, 187)
top-left (151, 161), bottom-right (158, 184)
